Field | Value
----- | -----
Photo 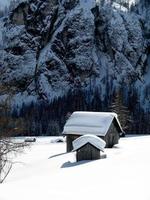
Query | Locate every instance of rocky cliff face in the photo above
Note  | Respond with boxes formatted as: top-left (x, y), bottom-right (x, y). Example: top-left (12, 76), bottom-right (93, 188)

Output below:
top-left (0, 0), bottom-right (149, 134)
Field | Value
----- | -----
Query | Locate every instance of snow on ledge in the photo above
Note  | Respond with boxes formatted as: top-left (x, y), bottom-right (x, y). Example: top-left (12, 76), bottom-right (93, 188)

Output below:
top-left (72, 134), bottom-right (106, 152)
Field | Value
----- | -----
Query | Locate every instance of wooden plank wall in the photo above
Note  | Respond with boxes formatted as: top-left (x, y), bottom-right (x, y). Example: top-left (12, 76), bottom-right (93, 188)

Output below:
top-left (77, 143), bottom-right (100, 161)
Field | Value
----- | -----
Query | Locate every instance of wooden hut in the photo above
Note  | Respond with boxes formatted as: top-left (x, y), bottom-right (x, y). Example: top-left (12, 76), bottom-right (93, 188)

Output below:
top-left (72, 135), bottom-right (106, 161)
top-left (63, 111), bottom-right (123, 152)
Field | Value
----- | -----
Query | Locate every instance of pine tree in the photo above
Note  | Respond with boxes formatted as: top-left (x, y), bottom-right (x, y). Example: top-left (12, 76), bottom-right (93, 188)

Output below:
top-left (109, 89), bottom-right (132, 134)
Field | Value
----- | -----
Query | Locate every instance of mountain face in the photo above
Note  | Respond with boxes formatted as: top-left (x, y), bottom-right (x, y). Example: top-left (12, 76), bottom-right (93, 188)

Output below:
top-left (0, 0), bottom-right (149, 135)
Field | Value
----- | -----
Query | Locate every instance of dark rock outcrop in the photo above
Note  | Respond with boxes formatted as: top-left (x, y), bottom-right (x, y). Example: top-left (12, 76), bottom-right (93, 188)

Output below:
top-left (0, 0), bottom-right (149, 134)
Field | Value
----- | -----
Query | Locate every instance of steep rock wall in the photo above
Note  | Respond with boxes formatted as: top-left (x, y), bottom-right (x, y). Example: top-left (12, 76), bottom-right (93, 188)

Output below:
top-left (0, 0), bottom-right (149, 134)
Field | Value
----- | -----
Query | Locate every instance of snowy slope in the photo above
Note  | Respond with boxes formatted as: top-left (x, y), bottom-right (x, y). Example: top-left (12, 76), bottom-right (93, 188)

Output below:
top-left (0, 0), bottom-right (149, 134)
top-left (0, 0), bottom-right (26, 10)
top-left (0, 0), bottom-right (11, 9)
top-left (0, 19), bottom-right (3, 46)
top-left (0, 136), bottom-right (150, 200)
top-left (0, 0), bottom-right (148, 107)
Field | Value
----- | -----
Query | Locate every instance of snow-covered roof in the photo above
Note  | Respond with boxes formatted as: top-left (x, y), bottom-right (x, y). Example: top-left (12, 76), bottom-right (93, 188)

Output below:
top-left (72, 134), bottom-right (106, 152)
top-left (63, 111), bottom-right (123, 136)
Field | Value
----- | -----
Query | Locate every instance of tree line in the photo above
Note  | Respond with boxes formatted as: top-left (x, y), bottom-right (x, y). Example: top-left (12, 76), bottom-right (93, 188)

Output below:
top-left (9, 88), bottom-right (150, 136)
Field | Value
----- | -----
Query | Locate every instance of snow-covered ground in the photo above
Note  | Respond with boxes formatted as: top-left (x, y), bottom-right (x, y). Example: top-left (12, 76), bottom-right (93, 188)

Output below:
top-left (0, 135), bottom-right (150, 200)
top-left (0, 0), bottom-right (11, 9)
top-left (0, 0), bottom-right (26, 10)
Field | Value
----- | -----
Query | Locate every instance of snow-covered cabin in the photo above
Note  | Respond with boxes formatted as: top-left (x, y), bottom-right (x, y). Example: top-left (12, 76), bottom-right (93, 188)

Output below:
top-left (73, 135), bottom-right (106, 161)
top-left (63, 111), bottom-right (123, 152)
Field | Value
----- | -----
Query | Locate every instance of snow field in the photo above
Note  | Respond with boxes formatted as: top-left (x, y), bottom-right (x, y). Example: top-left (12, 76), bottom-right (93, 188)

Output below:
top-left (0, 135), bottom-right (150, 200)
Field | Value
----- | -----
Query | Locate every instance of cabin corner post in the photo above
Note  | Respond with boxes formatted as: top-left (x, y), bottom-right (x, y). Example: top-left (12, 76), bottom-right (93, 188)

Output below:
top-left (66, 135), bottom-right (69, 152)
top-left (66, 135), bottom-right (73, 152)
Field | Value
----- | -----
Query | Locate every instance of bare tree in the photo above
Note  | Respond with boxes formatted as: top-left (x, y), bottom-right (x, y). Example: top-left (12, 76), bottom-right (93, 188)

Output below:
top-left (0, 137), bottom-right (27, 183)
top-left (0, 87), bottom-right (28, 183)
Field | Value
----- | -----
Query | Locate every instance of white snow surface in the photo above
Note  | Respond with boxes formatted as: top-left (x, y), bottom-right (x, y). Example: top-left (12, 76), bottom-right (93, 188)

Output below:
top-left (63, 111), bottom-right (123, 136)
top-left (0, 135), bottom-right (150, 200)
top-left (0, 19), bottom-right (3, 45)
top-left (72, 134), bottom-right (106, 152)
top-left (0, 0), bottom-right (11, 9)
top-left (0, 0), bottom-right (27, 10)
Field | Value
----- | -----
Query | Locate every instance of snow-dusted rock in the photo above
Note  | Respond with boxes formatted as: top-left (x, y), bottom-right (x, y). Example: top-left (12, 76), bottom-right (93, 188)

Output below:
top-left (0, 0), bottom-right (149, 132)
